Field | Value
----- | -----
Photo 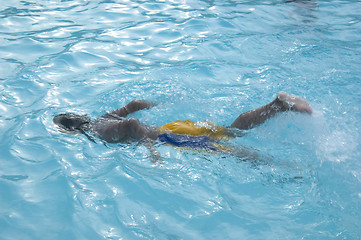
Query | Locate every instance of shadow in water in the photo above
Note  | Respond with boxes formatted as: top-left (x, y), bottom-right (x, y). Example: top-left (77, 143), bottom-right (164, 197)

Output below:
top-left (286, 0), bottom-right (318, 24)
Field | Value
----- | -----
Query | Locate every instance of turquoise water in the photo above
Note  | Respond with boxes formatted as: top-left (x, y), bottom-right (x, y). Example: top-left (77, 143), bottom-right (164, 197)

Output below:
top-left (1, 0), bottom-right (361, 239)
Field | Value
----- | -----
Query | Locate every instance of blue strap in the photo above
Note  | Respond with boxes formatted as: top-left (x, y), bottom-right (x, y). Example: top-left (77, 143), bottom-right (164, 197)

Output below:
top-left (158, 133), bottom-right (219, 151)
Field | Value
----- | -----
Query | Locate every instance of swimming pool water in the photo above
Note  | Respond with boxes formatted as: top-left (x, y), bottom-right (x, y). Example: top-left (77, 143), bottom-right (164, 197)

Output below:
top-left (1, 0), bottom-right (361, 239)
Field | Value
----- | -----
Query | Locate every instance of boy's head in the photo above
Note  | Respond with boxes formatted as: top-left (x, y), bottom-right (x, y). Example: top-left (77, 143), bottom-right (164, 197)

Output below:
top-left (53, 113), bottom-right (91, 133)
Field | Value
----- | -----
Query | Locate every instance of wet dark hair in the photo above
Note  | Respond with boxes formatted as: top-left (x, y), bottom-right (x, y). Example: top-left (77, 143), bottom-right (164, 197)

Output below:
top-left (53, 113), bottom-right (95, 142)
top-left (53, 113), bottom-right (91, 132)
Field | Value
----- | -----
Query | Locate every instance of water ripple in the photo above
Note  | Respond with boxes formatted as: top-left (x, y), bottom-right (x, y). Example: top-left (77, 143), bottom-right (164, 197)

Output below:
top-left (1, 0), bottom-right (361, 239)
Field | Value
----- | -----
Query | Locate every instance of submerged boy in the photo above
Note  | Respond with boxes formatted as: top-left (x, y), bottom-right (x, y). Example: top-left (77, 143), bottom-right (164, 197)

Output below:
top-left (53, 92), bottom-right (312, 161)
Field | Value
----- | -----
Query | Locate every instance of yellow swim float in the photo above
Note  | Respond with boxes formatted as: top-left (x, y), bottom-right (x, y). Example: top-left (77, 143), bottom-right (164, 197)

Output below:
top-left (159, 120), bottom-right (228, 140)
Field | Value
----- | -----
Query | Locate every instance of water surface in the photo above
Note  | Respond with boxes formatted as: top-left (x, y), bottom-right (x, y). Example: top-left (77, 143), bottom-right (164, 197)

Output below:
top-left (1, 0), bottom-right (361, 239)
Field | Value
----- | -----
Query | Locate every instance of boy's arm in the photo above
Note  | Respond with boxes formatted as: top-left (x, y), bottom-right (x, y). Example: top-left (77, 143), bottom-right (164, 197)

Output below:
top-left (142, 138), bottom-right (163, 164)
top-left (110, 100), bottom-right (157, 118)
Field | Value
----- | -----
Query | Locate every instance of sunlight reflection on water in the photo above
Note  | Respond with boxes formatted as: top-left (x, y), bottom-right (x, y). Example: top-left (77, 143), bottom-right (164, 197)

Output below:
top-left (0, 0), bottom-right (361, 239)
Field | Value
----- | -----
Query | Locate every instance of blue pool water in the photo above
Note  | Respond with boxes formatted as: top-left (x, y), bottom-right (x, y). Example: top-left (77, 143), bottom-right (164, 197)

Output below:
top-left (1, 0), bottom-right (361, 239)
